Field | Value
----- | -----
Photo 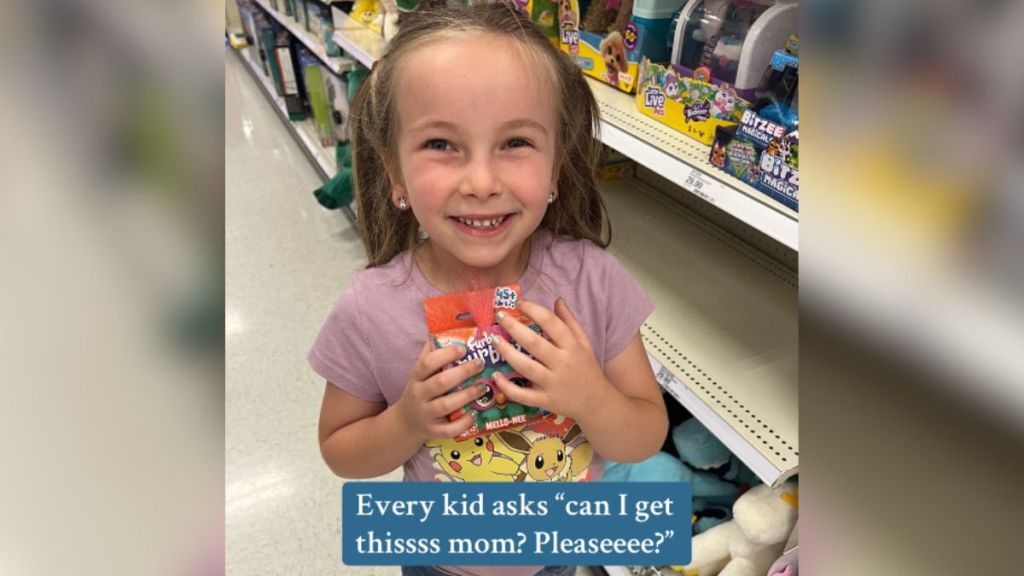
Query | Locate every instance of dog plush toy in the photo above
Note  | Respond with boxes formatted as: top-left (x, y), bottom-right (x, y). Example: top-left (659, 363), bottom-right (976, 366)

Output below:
top-left (599, 31), bottom-right (627, 85)
top-left (681, 481), bottom-right (798, 576)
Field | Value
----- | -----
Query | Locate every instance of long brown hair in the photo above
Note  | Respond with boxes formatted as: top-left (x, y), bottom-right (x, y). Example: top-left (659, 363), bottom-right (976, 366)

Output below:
top-left (350, 0), bottom-right (609, 267)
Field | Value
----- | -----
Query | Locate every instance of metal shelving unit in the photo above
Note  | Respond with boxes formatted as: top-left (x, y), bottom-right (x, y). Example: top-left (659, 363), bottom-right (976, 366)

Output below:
top-left (331, 13), bottom-right (383, 67)
top-left (253, 0), bottom-right (358, 75)
top-left (603, 177), bottom-right (798, 487)
top-left (235, 45), bottom-right (356, 222)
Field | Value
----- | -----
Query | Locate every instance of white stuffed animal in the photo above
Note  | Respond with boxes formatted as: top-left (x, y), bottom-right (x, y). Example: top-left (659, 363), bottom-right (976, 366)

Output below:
top-left (682, 481), bottom-right (798, 576)
top-left (380, 0), bottom-right (399, 43)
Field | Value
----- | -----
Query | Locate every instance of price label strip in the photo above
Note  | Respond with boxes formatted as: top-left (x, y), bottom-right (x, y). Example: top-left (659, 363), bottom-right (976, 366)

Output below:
top-left (683, 168), bottom-right (716, 205)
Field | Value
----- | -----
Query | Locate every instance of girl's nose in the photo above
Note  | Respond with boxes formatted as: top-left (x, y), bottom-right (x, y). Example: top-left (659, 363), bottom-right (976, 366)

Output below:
top-left (459, 156), bottom-right (501, 199)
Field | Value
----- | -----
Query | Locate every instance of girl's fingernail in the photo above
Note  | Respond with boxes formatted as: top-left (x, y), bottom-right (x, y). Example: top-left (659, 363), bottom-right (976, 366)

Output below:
top-left (491, 333), bottom-right (502, 344)
top-left (477, 384), bottom-right (490, 394)
top-left (476, 359), bottom-right (485, 368)
top-left (496, 311), bottom-right (506, 321)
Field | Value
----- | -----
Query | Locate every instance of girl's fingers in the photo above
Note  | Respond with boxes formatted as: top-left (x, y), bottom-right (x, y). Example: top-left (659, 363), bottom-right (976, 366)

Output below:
top-left (493, 371), bottom-right (545, 409)
top-left (430, 381), bottom-right (490, 420)
top-left (553, 297), bottom-right (591, 348)
top-left (412, 343), bottom-right (468, 381)
top-left (431, 411), bottom-right (476, 439)
top-left (495, 310), bottom-right (558, 365)
top-left (427, 358), bottom-right (486, 398)
top-left (491, 334), bottom-right (547, 384)
top-left (516, 299), bottom-right (573, 348)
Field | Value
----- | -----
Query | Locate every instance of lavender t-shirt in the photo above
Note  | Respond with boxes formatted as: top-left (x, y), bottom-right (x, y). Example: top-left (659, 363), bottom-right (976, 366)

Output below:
top-left (308, 231), bottom-right (654, 576)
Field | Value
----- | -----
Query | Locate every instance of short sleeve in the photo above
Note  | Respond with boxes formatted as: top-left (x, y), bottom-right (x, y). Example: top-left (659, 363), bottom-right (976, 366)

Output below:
top-left (589, 243), bottom-right (655, 361)
top-left (307, 282), bottom-right (384, 403)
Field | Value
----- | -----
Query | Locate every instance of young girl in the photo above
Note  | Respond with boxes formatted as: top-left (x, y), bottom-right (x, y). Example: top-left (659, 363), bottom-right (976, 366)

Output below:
top-left (309, 2), bottom-right (668, 575)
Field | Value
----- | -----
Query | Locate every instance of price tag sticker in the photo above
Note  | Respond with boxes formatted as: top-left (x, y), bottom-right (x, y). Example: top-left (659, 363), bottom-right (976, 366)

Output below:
top-left (683, 169), bottom-right (716, 204)
top-left (655, 365), bottom-right (676, 388)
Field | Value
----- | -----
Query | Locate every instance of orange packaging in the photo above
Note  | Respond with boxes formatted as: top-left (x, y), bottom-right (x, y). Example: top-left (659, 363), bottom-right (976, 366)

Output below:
top-left (423, 284), bottom-right (546, 440)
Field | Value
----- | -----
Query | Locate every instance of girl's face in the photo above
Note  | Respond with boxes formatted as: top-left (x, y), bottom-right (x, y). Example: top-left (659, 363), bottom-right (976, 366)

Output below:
top-left (388, 34), bottom-right (558, 277)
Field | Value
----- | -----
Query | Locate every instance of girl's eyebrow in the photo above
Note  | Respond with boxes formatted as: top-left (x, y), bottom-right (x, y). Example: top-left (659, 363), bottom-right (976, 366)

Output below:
top-left (407, 118), bottom-right (549, 136)
top-left (502, 118), bottom-right (548, 135)
top-left (407, 120), bottom-right (460, 134)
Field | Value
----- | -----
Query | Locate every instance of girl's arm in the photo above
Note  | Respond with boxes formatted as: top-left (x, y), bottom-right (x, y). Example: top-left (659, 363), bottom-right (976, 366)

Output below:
top-left (318, 385), bottom-right (421, 479)
top-left (570, 333), bottom-right (668, 462)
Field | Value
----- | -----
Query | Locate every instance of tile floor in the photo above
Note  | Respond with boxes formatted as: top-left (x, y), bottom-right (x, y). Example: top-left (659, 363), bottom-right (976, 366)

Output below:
top-left (224, 48), bottom-right (603, 576)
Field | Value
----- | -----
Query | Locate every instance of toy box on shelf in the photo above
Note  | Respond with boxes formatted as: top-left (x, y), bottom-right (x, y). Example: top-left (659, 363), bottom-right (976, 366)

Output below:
top-left (274, 31), bottom-right (308, 120)
top-left (633, 0), bottom-right (796, 144)
top-left (709, 38), bottom-right (798, 211)
top-left (635, 58), bottom-right (751, 144)
top-left (558, 0), bottom-right (688, 93)
top-left (298, 47), bottom-right (337, 146)
top-left (670, 0), bottom-right (797, 96)
top-left (526, 0), bottom-right (559, 46)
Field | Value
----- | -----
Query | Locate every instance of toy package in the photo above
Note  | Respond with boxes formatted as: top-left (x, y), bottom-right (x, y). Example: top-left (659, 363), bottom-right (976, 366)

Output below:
top-left (708, 37), bottom-right (798, 211)
top-left (559, 0), bottom-right (642, 92)
top-left (424, 284), bottom-right (546, 441)
top-left (670, 0), bottom-right (796, 93)
top-left (635, 57), bottom-right (751, 144)
top-left (293, 0), bottom-right (307, 29)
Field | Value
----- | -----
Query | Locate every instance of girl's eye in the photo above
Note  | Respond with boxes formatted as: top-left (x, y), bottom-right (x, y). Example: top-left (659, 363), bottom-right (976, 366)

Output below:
top-left (506, 138), bottom-right (530, 149)
top-left (425, 139), bottom-right (450, 151)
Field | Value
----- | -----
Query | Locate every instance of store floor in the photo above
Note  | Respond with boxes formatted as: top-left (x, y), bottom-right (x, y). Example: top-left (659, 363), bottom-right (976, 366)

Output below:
top-left (225, 49), bottom-right (603, 576)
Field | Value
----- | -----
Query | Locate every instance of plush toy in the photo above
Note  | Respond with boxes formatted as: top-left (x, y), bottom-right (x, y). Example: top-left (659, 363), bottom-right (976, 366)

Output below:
top-left (681, 481), bottom-right (798, 576)
top-left (380, 0), bottom-right (400, 42)
top-left (581, 0), bottom-right (633, 34)
top-left (673, 418), bottom-right (759, 490)
top-left (604, 452), bottom-right (690, 482)
top-left (313, 142), bottom-right (354, 210)
top-left (352, 0), bottom-right (384, 34)
top-left (672, 418), bottom-right (759, 533)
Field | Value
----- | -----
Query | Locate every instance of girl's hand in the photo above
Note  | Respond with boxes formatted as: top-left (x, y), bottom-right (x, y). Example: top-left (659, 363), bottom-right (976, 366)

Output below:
top-left (393, 341), bottom-right (490, 441)
top-left (491, 298), bottom-right (611, 420)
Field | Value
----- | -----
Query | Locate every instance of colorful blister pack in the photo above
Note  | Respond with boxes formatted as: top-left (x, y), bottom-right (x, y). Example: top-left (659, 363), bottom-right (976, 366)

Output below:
top-left (423, 284), bottom-right (546, 441)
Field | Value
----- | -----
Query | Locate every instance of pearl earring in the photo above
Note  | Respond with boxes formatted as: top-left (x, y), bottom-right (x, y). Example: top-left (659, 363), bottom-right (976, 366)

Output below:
top-left (548, 192), bottom-right (555, 205)
top-left (398, 197), bottom-right (407, 210)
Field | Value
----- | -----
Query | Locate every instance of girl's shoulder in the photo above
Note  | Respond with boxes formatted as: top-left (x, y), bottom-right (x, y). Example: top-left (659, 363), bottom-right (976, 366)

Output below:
top-left (343, 250), bottom-right (419, 300)
top-left (534, 230), bottom-right (622, 284)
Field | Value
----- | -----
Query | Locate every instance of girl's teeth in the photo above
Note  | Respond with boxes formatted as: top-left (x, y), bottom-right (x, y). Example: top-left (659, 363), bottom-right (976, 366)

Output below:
top-left (459, 216), bottom-right (504, 229)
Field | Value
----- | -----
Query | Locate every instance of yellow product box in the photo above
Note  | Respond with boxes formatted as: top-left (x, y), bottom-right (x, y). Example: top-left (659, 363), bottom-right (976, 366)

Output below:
top-left (557, 0), bottom-right (641, 93)
top-left (635, 58), bottom-right (752, 145)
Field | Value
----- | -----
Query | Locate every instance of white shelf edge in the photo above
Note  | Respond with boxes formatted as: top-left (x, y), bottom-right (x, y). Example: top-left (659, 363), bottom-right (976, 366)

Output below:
top-left (331, 15), bottom-right (382, 68)
top-left (254, 0), bottom-right (357, 75)
top-left (603, 567), bottom-right (632, 576)
top-left (648, 352), bottom-right (795, 487)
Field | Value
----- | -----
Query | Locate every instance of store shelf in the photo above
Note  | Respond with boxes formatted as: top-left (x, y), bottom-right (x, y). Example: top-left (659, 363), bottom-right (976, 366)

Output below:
top-left (253, 0), bottom-right (358, 75)
top-left (603, 566), bottom-right (632, 576)
top-left (589, 78), bottom-right (798, 251)
top-left (601, 177), bottom-right (798, 487)
top-left (332, 14), bottom-right (382, 68)
top-left (235, 46), bottom-right (357, 222)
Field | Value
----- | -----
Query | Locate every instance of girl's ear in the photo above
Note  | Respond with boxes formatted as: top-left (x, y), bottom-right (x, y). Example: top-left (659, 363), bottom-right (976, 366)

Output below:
top-left (382, 156), bottom-right (407, 207)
